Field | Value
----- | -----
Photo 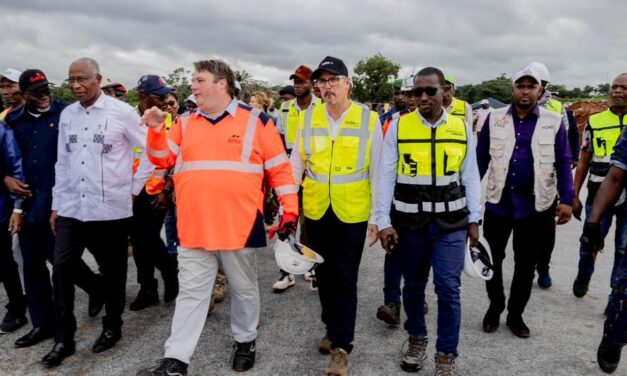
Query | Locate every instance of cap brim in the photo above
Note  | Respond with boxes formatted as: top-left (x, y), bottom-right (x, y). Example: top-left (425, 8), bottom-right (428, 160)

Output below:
top-left (514, 75), bottom-right (540, 84)
top-left (289, 73), bottom-right (310, 81)
top-left (311, 68), bottom-right (343, 81)
top-left (24, 81), bottom-right (50, 92)
top-left (149, 86), bottom-right (172, 96)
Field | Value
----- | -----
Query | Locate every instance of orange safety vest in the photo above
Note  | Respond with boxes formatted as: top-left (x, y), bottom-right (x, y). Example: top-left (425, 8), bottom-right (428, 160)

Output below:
top-left (135, 113), bottom-right (174, 194)
top-left (146, 106), bottom-right (298, 251)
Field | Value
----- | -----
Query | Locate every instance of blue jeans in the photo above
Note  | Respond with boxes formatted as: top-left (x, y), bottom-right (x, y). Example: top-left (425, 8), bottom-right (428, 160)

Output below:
top-left (164, 205), bottom-right (179, 255)
top-left (603, 251), bottom-right (627, 347)
top-left (399, 223), bottom-right (466, 356)
top-left (383, 251), bottom-right (403, 304)
top-left (577, 202), bottom-right (627, 288)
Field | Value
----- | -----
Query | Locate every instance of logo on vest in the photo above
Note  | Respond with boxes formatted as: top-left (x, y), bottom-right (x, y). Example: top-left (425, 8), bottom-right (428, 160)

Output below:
top-left (228, 134), bottom-right (242, 144)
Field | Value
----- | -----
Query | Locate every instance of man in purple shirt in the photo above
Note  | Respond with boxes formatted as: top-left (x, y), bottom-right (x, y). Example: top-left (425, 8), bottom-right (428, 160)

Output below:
top-left (476, 67), bottom-right (574, 338)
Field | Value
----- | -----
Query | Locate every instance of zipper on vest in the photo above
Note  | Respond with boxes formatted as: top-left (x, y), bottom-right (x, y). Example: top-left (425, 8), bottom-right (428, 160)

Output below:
top-left (431, 127), bottom-right (436, 186)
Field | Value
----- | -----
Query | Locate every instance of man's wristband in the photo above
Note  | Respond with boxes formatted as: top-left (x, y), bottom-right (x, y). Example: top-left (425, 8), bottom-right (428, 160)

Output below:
top-left (12, 208), bottom-right (23, 214)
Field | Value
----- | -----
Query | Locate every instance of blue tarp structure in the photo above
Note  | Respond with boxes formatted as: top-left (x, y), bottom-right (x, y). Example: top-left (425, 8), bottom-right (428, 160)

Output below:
top-left (471, 97), bottom-right (508, 110)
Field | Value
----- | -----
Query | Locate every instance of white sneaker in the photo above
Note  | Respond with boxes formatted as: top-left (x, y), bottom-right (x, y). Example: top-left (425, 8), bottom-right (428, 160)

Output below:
top-left (272, 273), bottom-right (295, 291)
top-left (304, 270), bottom-right (314, 282)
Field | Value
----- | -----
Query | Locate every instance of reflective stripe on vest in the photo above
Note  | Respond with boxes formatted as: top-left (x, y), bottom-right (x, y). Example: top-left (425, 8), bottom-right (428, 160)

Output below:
top-left (174, 109), bottom-right (263, 174)
top-left (546, 99), bottom-right (563, 114)
top-left (393, 111), bottom-right (467, 215)
top-left (283, 98), bottom-right (320, 150)
top-left (299, 102), bottom-right (375, 223)
top-left (588, 109), bottom-right (625, 181)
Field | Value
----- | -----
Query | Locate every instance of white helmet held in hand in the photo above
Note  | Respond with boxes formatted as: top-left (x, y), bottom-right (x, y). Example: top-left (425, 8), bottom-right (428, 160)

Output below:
top-left (464, 236), bottom-right (494, 280)
top-left (274, 236), bottom-right (324, 275)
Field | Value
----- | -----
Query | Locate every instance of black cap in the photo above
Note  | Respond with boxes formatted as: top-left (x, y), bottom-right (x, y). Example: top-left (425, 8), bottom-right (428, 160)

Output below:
top-left (311, 56), bottom-right (349, 80)
top-left (279, 85), bottom-right (295, 96)
top-left (19, 69), bottom-right (50, 92)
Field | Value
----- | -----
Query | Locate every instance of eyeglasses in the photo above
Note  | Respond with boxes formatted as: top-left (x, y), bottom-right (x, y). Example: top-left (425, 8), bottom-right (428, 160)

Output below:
top-left (66, 76), bottom-right (94, 84)
top-left (164, 100), bottom-right (177, 107)
top-left (412, 86), bottom-right (441, 97)
top-left (314, 76), bottom-right (345, 88)
top-left (27, 87), bottom-right (51, 99)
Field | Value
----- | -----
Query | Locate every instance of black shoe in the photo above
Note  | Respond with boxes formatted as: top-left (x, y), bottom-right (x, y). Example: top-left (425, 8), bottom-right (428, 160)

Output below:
top-left (482, 304), bottom-right (504, 333)
top-left (163, 277), bottom-right (179, 303)
top-left (15, 326), bottom-right (55, 348)
top-left (130, 289), bottom-right (159, 311)
top-left (137, 358), bottom-right (188, 376)
top-left (92, 329), bottom-right (121, 353)
top-left (597, 341), bottom-right (622, 373)
top-left (376, 302), bottom-right (401, 325)
top-left (506, 315), bottom-right (530, 338)
top-left (42, 342), bottom-right (75, 368)
top-left (573, 275), bottom-right (590, 298)
top-left (231, 339), bottom-right (256, 371)
top-left (0, 312), bottom-right (27, 333)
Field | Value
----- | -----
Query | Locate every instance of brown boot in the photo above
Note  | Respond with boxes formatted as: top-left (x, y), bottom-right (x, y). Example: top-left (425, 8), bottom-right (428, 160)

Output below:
top-left (319, 333), bottom-right (331, 354)
top-left (434, 352), bottom-right (456, 376)
top-left (213, 272), bottom-right (227, 303)
top-left (325, 348), bottom-right (348, 376)
top-left (207, 296), bottom-right (216, 314)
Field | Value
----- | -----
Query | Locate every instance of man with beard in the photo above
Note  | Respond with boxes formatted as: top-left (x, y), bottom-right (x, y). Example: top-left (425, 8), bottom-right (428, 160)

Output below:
top-left (42, 58), bottom-right (152, 367)
top-left (4, 69), bottom-right (104, 350)
top-left (442, 74), bottom-right (473, 127)
top-left (0, 68), bottom-right (25, 120)
top-left (476, 67), bottom-right (573, 338)
top-left (272, 65), bottom-right (321, 292)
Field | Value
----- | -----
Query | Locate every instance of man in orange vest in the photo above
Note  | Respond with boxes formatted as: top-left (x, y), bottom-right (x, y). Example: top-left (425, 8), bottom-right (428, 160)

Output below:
top-left (138, 59), bottom-right (298, 375)
top-left (129, 75), bottom-right (179, 311)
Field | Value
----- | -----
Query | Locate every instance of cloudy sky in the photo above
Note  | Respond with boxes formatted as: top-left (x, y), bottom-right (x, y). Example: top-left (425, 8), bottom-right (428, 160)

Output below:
top-left (1, 0), bottom-right (625, 90)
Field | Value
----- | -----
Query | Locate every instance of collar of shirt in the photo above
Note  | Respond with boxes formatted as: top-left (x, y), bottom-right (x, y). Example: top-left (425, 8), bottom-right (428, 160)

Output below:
top-left (195, 97), bottom-right (238, 121)
top-left (77, 92), bottom-right (107, 111)
top-left (416, 108), bottom-right (448, 128)
top-left (293, 96), bottom-right (316, 112)
top-left (506, 103), bottom-right (540, 119)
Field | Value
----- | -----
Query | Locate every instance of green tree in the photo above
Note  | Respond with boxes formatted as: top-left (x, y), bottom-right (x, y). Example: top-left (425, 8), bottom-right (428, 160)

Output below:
top-left (351, 53), bottom-right (400, 103)
top-left (234, 70), bottom-right (252, 86)
top-left (596, 83), bottom-right (610, 95)
top-left (456, 74), bottom-right (512, 104)
top-left (164, 67), bottom-right (192, 101)
top-left (51, 82), bottom-right (75, 103)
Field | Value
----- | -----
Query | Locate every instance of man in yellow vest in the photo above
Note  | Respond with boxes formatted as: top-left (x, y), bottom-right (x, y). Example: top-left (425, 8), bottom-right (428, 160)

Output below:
top-left (0, 68), bottom-right (25, 120)
top-left (442, 74), bottom-right (472, 127)
top-left (290, 56), bottom-right (382, 376)
top-left (525, 62), bottom-right (571, 289)
top-left (572, 73), bottom-right (627, 303)
top-left (377, 67), bottom-right (481, 374)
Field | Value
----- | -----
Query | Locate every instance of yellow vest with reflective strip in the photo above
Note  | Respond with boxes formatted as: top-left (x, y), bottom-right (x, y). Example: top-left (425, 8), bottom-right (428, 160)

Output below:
top-left (546, 99), bottom-right (563, 114)
top-left (299, 102), bottom-right (376, 223)
top-left (396, 112), bottom-right (467, 183)
top-left (281, 97), bottom-right (320, 150)
top-left (447, 97), bottom-right (467, 120)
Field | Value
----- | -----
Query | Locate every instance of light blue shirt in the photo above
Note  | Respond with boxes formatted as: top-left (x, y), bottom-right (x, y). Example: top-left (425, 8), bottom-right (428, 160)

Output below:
top-left (196, 98), bottom-right (239, 121)
top-left (375, 108), bottom-right (482, 230)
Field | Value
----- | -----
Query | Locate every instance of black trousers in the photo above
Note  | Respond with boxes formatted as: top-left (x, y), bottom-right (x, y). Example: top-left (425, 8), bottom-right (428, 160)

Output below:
top-left (19, 222), bottom-right (99, 328)
top-left (130, 189), bottom-right (177, 291)
top-left (0, 223), bottom-right (26, 317)
top-left (305, 208), bottom-right (367, 353)
top-left (483, 208), bottom-right (555, 317)
top-left (536, 201), bottom-right (557, 274)
top-left (53, 216), bottom-right (130, 344)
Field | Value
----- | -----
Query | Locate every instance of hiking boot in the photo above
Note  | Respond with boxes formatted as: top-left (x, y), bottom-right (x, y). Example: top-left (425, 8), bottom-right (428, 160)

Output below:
top-left (325, 348), bottom-right (348, 376)
top-left (377, 302), bottom-right (401, 326)
top-left (319, 333), bottom-right (332, 354)
top-left (130, 289), bottom-right (159, 311)
top-left (208, 297), bottom-right (216, 314)
top-left (434, 352), bottom-right (456, 376)
top-left (272, 272), bottom-right (295, 292)
top-left (213, 273), bottom-right (227, 303)
top-left (231, 339), bottom-right (256, 371)
top-left (573, 275), bottom-right (590, 298)
top-left (537, 270), bottom-right (552, 289)
top-left (0, 312), bottom-right (27, 334)
top-left (137, 357), bottom-right (188, 376)
top-left (597, 341), bottom-right (622, 373)
top-left (401, 336), bottom-right (428, 372)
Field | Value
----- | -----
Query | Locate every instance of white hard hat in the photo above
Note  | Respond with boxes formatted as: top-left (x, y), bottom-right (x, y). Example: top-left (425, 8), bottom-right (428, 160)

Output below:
top-left (526, 62), bottom-right (550, 83)
top-left (464, 236), bottom-right (494, 280)
top-left (185, 94), bottom-right (197, 104)
top-left (274, 237), bottom-right (324, 275)
top-left (0, 68), bottom-right (22, 83)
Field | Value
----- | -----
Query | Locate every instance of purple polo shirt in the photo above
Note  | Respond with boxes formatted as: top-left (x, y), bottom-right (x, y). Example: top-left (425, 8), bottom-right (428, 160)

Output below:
top-left (477, 104), bottom-right (574, 219)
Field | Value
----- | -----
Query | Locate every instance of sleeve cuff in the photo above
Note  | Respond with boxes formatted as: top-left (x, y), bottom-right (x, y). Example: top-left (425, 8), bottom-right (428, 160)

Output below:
top-left (468, 212), bottom-right (482, 224)
top-left (611, 160), bottom-right (627, 172)
top-left (131, 181), bottom-right (144, 196)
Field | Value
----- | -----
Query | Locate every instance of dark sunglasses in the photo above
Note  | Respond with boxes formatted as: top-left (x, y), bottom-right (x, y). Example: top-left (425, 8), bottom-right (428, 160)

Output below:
top-left (412, 86), bottom-right (441, 97)
top-left (27, 87), bottom-right (51, 99)
top-left (164, 100), bottom-right (177, 107)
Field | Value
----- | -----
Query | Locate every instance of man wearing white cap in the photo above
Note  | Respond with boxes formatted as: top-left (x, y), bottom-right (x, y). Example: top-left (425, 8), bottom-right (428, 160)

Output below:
top-left (0, 68), bottom-right (25, 120)
top-left (476, 67), bottom-right (573, 338)
top-left (473, 99), bottom-right (493, 134)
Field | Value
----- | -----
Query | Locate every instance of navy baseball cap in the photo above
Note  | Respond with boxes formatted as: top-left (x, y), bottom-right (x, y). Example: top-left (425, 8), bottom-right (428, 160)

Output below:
top-left (137, 75), bottom-right (171, 96)
top-left (311, 56), bottom-right (349, 81)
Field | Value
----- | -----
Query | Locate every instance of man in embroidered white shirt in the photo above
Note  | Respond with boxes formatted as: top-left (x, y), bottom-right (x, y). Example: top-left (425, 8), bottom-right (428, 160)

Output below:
top-left (42, 57), bottom-right (152, 368)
